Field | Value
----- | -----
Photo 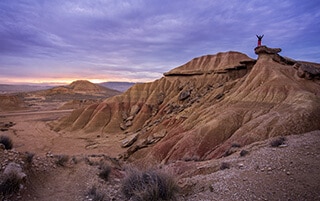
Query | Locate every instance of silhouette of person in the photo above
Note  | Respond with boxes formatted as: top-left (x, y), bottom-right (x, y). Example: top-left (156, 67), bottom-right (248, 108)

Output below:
top-left (256, 34), bottom-right (264, 46)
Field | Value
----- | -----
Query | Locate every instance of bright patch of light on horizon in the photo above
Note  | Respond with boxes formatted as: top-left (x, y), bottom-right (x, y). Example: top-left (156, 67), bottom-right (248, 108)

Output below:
top-left (0, 76), bottom-right (155, 85)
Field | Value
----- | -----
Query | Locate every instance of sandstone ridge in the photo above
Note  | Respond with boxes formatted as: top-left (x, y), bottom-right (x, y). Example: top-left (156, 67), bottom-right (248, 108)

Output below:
top-left (53, 47), bottom-right (320, 165)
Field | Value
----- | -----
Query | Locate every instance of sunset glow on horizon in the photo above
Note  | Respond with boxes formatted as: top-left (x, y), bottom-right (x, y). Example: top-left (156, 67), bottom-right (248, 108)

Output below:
top-left (0, 77), bottom-right (150, 86)
top-left (1, 1), bottom-right (319, 85)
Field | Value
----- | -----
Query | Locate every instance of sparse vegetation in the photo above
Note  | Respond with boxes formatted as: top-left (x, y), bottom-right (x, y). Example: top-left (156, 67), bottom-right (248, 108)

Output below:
top-left (220, 162), bottom-right (230, 170)
top-left (0, 135), bottom-right (13, 150)
top-left (24, 152), bottom-right (35, 164)
top-left (71, 156), bottom-right (78, 164)
top-left (87, 186), bottom-right (106, 201)
top-left (231, 143), bottom-right (241, 148)
top-left (240, 150), bottom-right (249, 157)
top-left (121, 168), bottom-right (178, 201)
top-left (209, 185), bottom-right (214, 192)
top-left (98, 163), bottom-right (111, 182)
top-left (270, 136), bottom-right (286, 147)
top-left (55, 155), bottom-right (69, 167)
top-left (0, 172), bottom-right (22, 196)
top-left (183, 156), bottom-right (200, 162)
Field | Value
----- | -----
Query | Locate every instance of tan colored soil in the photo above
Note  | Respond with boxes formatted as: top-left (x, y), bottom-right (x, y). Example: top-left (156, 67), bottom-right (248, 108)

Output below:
top-left (1, 111), bottom-right (319, 200)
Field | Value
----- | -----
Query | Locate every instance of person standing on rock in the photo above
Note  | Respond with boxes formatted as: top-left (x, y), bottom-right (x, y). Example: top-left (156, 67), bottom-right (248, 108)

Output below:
top-left (256, 34), bottom-right (264, 46)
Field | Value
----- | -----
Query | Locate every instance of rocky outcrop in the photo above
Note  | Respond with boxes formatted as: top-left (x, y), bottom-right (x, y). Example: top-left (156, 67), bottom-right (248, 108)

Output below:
top-left (254, 45), bottom-right (281, 55)
top-left (294, 62), bottom-right (320, 80)
top-left (164, 51), bottom-right (255, 76)
top-left (255, 46), bottom-right (320, 80)
top-left (53, 49), bottom-right (320, 166)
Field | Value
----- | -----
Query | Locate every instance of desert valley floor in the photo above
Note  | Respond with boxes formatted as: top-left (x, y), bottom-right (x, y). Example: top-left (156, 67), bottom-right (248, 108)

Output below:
top-left (1, 110), bottom-right (319, 201)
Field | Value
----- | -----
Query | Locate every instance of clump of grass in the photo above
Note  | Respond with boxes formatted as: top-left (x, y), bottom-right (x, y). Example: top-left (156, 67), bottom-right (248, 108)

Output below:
top-left (270, 136), bottom-right (286, 147)
top-left (183, 156), bottom-right (200, 162)
top-left (0, 135), bottom-right (13, 150)
top-left (240, 150), bottom-right (249, 157)
top-left (231, 143), bottom-right (241, 148)
top-left (71, 156), bottom-right (78, 164)
top-left (87, 186), bottom-right (106, 201)
top-left (55, 155), bottom-right (69, 167)
top-left (0, 172), bottom-right (22, 196)
top-left (98, 163), bottom-right (111, 182)
top-left (220, 162), bottom-right (230, 170)
top-left (121, 168), bottom-right (178, 201)
top-left (224, 143), bottom-right (242, 157)
top-left (24, 152), bottom-right (35, 164)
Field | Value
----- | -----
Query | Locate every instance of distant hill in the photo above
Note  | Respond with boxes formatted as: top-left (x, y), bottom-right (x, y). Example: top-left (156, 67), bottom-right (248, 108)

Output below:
top-left (0, 80), bottom-right (123, 111)
top-left (0, 84), bottom-right (52, 94)
top-left (0, 81), bottom-right (136, 94)
top-left (33, 80), bottom-right (121, 100)
top-left (99, 82), bottom-right (136, 92)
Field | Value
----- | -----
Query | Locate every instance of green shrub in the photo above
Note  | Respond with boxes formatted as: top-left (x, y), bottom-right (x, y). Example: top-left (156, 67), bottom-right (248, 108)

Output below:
top-left (0, 135), bottom-right (13, 150)
top-left (121, 169), bottom-right (178, 201)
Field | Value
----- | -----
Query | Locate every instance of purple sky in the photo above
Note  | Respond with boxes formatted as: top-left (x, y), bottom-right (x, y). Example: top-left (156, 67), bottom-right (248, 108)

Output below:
top-left (0, 1), bottom-right (319, 84)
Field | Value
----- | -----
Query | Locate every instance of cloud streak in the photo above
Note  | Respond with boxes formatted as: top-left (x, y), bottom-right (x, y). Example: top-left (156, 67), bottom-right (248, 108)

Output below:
top-left (0, 0), bottom-right (319, 84)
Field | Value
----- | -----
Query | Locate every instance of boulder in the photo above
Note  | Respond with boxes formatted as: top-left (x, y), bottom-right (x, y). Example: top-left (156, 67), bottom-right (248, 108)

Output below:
top-left (179, 90), bottom-right (191, 101)
top-left (3, 162), bottom-right (27, 182)
top-left (130, 105), bottom-right (141, 116)
top-left (121, 133), bottom-right (139, 148)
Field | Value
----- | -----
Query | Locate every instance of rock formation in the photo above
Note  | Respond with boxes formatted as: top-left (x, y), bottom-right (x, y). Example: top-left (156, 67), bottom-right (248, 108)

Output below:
top-left (53, 47), bottom-right (320, 166)
top-left (0, 94), bottom-right (26, 112)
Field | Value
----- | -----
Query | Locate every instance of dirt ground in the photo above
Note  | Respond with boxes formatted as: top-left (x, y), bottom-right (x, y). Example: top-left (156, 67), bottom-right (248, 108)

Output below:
top-left (0, 111), bottom-right (125, 157)
top-left (1, 110), bottom-right (320, 201)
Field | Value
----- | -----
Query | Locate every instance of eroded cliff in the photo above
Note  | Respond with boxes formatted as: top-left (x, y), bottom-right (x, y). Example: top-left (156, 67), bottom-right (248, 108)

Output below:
top-left (53, 48), bottom-right (320, 165)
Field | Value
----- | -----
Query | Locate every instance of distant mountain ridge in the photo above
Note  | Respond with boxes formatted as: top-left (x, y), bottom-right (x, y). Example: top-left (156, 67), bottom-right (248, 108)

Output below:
top-left (0, 81), bottom-right (135, 94)
top-left (0, 80), bottom-right (123, 111)
top-left (99, 82), bottom-right (136, 92)
top-left (0, 84), bottom-right (52, 94)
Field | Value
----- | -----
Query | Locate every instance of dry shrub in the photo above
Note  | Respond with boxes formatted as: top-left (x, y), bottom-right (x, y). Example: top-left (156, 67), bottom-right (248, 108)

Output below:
top-left (98, 163), bottom-right (111, 182)
top-left (231, 143), bottom-right (241, 148)
top-left (121, 168), bottom-right (178, 201)
top-left (55, 155), bottom-right (69, 167)
top-left (24, 152), bottom-right (35, 164)
top-left (270, 136), bottom-right (286, 147)
top-left (240, 150), bottom-right (249, 157)
top-left (87, 186), bottom-right (106, 201)
top-left (220, 162), bottom-right (230, 170)
top-left (0, 172), bottom-right (22, 196)
top-left (0, 135), bottom-right (13, 150)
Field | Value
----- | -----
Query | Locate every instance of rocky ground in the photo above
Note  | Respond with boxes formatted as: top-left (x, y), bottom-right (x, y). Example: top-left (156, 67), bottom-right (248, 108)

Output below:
top-left (175, 130), bottom-right (320, 201)
top-left (1, 113), bottom-right (319, 201)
